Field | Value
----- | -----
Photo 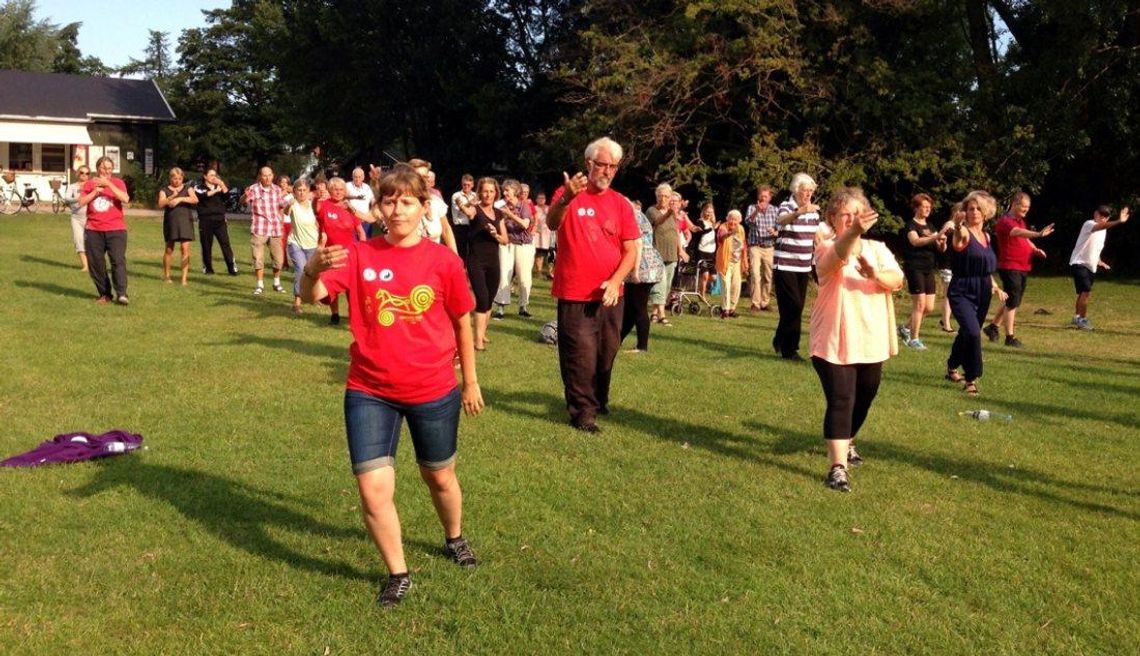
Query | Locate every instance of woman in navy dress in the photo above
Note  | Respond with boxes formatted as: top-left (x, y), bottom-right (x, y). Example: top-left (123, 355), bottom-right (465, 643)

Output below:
top-left (945, 191), bottom-right (1007, 396)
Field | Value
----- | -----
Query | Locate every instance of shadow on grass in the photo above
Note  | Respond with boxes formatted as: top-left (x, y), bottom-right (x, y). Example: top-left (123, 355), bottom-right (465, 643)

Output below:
top-left (70, 459), bottom-right (372, 581)
top-left (221, 333), bottom-right (349, 383)
top-left (14, 279), bottom-right (91, 299)
top-left (485, 386), bottom-right (819, 482)
top-left (20, 254), bottom-right (74, 271)
top-left (749, 418), bottom-right (1138, 519)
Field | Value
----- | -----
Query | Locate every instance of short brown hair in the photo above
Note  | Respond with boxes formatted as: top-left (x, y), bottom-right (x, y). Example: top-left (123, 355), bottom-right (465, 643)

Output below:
top-left (377, 165), bottom-right (430, 203)
top-left (911, 193), bottom-right (933, 209)
top-left (407, 158), bottom-right (431, 171)
top-left (476, 176), bottom-right (500, 200)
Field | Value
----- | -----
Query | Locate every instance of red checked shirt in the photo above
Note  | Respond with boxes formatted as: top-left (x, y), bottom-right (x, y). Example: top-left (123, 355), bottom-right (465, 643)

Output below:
top-left (245, 183), bottom-right (286, 236)
top-left (319, 238), bottom-right (475, 404)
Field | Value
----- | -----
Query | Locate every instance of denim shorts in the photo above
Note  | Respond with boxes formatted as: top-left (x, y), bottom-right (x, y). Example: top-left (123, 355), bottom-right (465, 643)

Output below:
top-left (343, 387), bottom-right (461, 475)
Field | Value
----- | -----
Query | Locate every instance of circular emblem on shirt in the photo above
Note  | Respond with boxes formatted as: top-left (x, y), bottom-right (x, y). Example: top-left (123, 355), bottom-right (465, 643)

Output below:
top-left (586, 208), bottom-right (596, 217)
top-left (379, 269), bottom-right (394, 282)
top-left (92, 197), bottom-right (112, 213)
top-left (577, 208), bottom-right (586, 217)
top-left (362, 268), bottom-right (378, 282)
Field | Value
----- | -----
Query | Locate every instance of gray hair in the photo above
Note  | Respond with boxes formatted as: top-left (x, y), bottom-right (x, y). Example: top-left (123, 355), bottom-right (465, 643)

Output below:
top-left (790, 172), bottom-right (817, 194)
top-left (726, 209), bottom-right (742, 221)
top-left (328, 176), bottom-right (346, 190)
top-left (655, 183), bottom-right (673, 199)
top-left (584, 136), bottom-right (623, 162)
top-left (501, 179), bottom-right (521, 195)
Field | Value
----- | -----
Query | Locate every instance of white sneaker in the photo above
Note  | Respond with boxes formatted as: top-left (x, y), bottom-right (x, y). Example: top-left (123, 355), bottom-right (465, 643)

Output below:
top-left (1071, 315), bottom-right (1082, 326)
top-left (898, 325), bottom-right (911, 341)
top-left (1077, 317), bottom-right (1093, 331)
top-left (906, 338), bottom-right (928, 350)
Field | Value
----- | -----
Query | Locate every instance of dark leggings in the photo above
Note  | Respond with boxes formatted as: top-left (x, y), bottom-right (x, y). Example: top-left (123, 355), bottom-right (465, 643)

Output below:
top-left (620, 282), bottom-right (653, 350)
top-left (466, 253), bottom-right (500, 313)
top-left (198, 217), bottom-right (235, 273)
top-left (947, 281), bottom-right (992, 381)
top-left (811, 357), bottom-right (883, 440)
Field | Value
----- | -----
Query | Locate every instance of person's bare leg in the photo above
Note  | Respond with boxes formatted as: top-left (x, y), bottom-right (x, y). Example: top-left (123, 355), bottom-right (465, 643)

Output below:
top-left (78, 251), bottom-right (88, 272)
top-left (180, 242), bottom-right (191, 285)
top-left (1075, 292), bottom-right (1090, 318)
top-left (474, 311), bottom-right (489, 348)
top-left (420, 464), bottom-right (462, 539)
top-left (357, 467), bottom-right (406, 574)
top-left (827, 439), bottom-right (852, 467)
top-left (162, 242), bottom-right (174, 282)
top-left (1004, 307), bottom-right (1018, 338)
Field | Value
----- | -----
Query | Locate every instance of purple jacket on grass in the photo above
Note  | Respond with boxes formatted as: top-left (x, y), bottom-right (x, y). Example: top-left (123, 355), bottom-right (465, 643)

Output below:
top-left (1, 430), bottom-right (144, 468)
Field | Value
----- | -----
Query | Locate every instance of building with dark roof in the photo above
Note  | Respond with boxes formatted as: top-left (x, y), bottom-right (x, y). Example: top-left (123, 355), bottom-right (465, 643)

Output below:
top-left (0, 70), bottom-right (176, 200)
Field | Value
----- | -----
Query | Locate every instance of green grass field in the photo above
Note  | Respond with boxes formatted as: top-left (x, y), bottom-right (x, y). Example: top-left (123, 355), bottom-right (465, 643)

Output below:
top-left (1, 214), bottom-right (1137, 654)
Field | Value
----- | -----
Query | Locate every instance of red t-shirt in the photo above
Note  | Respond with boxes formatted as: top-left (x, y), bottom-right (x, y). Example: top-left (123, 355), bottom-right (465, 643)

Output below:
top-left (549, 186), bottom-right (640, 302)
top-left (316, 200), bottom-right (362, 248)
top-left (82, 177), bottom-right (128, 231)
top-left (320, 238), bottom-right (475, 404)
top-left (995, 213), bottom-right (1034, 271)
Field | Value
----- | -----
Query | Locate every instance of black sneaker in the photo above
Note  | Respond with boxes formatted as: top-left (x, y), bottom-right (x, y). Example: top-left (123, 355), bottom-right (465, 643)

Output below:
top-left (492, 308), bottom-right (505, 321)
top-left (518, 308), bottom-right (532, 318)
top-left (1004, 335), bottom-right (1024, 349)
top-left (983, 323), bottom-right (1000, 343)
top-left (444, 536), bottom-right (478, 569)
top-left (825, 464), bottom-right (851, 492)
top-left (846, 445), bottom-right (864, 467)
top-left (571, 421), bottom-right (601, 434)
top-left (377, 573), bottom-right (411, 607)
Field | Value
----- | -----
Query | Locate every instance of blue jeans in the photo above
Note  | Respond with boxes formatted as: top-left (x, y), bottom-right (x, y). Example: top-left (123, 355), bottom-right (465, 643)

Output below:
top-left (287, 243), bottom-right (316, 297)
top-left (343, 387), bottom-right (461, 475)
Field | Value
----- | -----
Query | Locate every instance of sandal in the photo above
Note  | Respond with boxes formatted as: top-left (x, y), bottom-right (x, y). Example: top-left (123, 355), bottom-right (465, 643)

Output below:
top-left (657, 317), bottom-right (672, 326)
top-left (963, 381), bottom-right (979, 397)
top-left (945, 369), bottom-right (964, 383)
top-left (940, 324), bottom-right (955, 332)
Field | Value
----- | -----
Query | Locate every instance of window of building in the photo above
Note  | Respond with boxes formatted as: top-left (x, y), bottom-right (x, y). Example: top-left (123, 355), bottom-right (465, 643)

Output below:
top-left (9, 143), bottom-right (33, 171)
top-left (41, 145), bottom-right (66, 172)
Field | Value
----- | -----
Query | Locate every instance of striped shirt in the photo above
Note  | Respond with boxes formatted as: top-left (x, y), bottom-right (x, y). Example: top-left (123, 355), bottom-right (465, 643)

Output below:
top-left (245, 183), bottom-right (286, 237)
top-left (744, 202), bottom-right (779, 247)
top-left (774, 198), bottom-right (819, 272)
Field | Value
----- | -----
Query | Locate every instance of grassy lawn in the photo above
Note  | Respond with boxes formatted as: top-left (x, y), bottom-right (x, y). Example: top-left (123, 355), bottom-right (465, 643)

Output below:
top-left (1, 213), bottom-right (1137, 654)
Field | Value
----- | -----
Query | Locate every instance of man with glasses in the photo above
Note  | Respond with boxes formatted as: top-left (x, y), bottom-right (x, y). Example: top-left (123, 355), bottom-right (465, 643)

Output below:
top-left (546, 137), bottom-right (640, 433)
top-left (67, 167), bottom-right (91, 271)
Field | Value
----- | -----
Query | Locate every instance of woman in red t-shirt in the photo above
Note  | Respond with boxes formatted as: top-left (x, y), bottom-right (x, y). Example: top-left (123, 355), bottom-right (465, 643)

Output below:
top-left (300, 166), bottom-right (484, 608)
top-left (315, 177), bottom-right (368, 325)
top-left (78, 155), bottom-right (132, 304)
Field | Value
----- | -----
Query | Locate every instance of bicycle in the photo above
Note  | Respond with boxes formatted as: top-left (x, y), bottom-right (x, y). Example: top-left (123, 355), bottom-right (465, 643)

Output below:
top-left (0, 173), bottom-right (39, 214)
top-left (49, 178), bottom-right (67, 214)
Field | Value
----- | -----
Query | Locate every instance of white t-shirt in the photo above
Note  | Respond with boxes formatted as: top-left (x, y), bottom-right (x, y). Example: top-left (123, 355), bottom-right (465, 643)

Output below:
top-left (698, 221), bottom-right (717, 254)
top-left (420, 195), bottom-right (449, 243)
top-left (1069, 220), bottom-right (1107, 272)
top-left (451, 190), bottom-right (475, 225)
top-left (345, 181), bottom-right (374, 216)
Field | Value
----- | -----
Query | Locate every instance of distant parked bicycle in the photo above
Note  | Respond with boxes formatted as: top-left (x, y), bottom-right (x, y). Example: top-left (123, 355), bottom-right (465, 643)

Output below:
top-left (49, 178), bottom-right (67, 213)
top-left (0, 172), bottom-right (40, 214)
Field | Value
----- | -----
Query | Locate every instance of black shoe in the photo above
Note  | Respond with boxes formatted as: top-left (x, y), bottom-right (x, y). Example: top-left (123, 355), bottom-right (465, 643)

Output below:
top-left (444, 536), bottom-right (478, 569)
top-left (330, 313), bottom-right (340, 325)
top-left (492, 309), bottom-right (505, 321)
top-left (983, 323), bottom-right (1000, 343)
top-left (572, 421), bottom-right (601, 434)
top-left (518, 308), bottom-right (532, 318)
top-left (377, 573), bottom-right (411, 608)
top-left (825, 464), bottom-right (851, 492)
top-left (1004, 335), bottom-right (1024, 349)
top-left (846, 445), bottom-right (864, 467)
top-left (781, 352), bottom-right (805, 362)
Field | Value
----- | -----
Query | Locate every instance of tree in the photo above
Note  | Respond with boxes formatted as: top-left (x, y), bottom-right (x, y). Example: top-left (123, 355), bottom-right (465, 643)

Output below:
top-left (0, 0), bottom-right (59, 71)
top-left (52, 22), bottom-right (110, 75)
top-left (119, 30), bottom-right (173, 80)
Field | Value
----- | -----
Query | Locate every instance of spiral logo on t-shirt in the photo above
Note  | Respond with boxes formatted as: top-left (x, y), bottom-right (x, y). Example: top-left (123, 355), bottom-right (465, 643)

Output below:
top-left (362, 268), bottom-right (378, 282)
top-left (379, 269), bottom-right (394, 282)
top-left (92, 197), bottom-right (112, 213)
top-left (374, 284), bottom-right (435, 327)
top-left (586, 208), bottom-right (596, 217)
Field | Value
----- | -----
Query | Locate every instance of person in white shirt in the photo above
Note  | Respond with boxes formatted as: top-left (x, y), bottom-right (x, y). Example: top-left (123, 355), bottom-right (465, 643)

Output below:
top-left (408, 158), bottom-right (457, 253)
top-left (1068, 204), bottom-right (1129, 330)
top-left (346, 167), bottom-right (376, 235)
top-left (451, 174), bottom-right (477, 258)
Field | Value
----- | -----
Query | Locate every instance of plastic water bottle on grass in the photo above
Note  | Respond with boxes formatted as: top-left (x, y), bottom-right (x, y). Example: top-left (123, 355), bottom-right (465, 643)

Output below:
top-left (958, 410), bottom-right (1013, 422)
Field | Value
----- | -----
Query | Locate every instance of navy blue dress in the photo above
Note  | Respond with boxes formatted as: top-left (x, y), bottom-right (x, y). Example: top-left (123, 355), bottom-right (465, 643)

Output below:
top-left (946, 230), bottom-right (996, 381)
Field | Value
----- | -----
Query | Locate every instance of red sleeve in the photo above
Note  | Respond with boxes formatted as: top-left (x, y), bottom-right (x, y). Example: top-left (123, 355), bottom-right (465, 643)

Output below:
top-left (619, 201), bottom-right (639, 241)
top-left (995, 218), bottom-right (1012, 240)
top-left (81, 180), bottom-right (95, 195)
top-left (442, 251), bottom-right (476, 318)
top-left (319, 243), bottom-right (355, 299)
top-left (550, 187), bottom-right (565, 207)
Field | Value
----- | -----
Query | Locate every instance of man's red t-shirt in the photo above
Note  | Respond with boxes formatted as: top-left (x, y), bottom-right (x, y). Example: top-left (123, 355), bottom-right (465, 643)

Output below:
top-left (549, 186), bottom-right (640, 302)
top-left (82, 177), bottom-right (128, 231)
top-left (316, 200), bottom-right (362, 248)
top-left (320, 238), bottom-right (475, 404)
top-left (995, 213), bottom-right (1034, 272)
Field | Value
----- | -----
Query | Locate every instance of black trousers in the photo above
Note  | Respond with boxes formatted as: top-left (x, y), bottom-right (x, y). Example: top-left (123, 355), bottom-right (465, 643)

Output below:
top-left (811, 357), bottom-right (883, 439)
top-left (199, 217), bottom-right (235, 273)
top-left (620, 282), bottom-right (653, 351)
top-left (452, 224), bottom-right (471, 261)
top-left (557, 299), bottom-right (624, 426)
top-left (85, 229), bottom-right (128, 298)
top-left (466, 252), bottom-right (500, 313)
top-left (773, 269), bottom-right (810, 356)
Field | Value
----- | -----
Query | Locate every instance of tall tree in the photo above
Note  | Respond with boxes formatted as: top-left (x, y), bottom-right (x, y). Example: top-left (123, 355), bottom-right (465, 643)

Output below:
top-left (52, 22), bottom-right (110, 75)
top-left (119, 30), bottom-right (173, 80)
top-left (0, 0), bottom-right (59, 71)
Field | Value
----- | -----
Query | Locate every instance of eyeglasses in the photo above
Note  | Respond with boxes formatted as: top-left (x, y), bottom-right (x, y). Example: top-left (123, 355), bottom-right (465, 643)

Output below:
top-left (590, 160), bottom-right (619, 172)
top-left (78, 171), bottom-right (90, 176)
